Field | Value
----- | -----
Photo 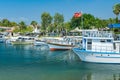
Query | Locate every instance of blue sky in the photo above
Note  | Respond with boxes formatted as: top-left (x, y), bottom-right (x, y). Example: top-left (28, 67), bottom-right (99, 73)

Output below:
top-left (0, 0), bottom-right (119, 24)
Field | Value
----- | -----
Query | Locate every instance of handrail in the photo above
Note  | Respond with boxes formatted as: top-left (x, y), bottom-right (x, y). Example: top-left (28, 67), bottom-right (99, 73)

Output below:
top-left (82, 31), bottom-right (113, 38)
top-left (92, 45), bottom-right (113, 53)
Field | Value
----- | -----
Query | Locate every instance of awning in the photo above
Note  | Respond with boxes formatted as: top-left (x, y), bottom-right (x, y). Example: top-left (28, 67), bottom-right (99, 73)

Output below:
top-left (108, 24), bottom-right (120, 28)
top-left (70, 27), bottom-right (82, 32)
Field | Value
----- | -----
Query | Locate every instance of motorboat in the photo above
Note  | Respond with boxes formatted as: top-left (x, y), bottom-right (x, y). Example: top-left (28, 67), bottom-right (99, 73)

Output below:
top-left (72, 30), bottom-right (120, 63)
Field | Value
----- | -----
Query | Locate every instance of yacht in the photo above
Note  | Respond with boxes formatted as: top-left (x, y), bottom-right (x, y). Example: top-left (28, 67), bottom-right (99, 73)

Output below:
top-left (11, 36), bottom-right (35, 45)
top-left (72, 30), bottom-right (120, 63)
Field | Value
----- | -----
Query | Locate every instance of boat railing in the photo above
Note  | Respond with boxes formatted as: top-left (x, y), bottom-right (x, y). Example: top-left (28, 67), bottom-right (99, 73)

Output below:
top-left (92, 45), bottom-right (114, 53)
top-left (82, 31), bottom-right (113, 38)
top-left (114, 34), bottom-right (120, 41)
top-left (46, 38), bottom-right (74, 45)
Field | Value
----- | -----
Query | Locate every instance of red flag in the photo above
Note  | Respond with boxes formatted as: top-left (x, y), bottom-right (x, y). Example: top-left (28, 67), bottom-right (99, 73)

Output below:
top-left (74, 12), bottom-right (82, 18)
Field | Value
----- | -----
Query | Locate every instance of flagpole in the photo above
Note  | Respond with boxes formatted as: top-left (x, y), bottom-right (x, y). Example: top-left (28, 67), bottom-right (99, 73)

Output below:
top-left (81, 11), bottom-right (83, 29)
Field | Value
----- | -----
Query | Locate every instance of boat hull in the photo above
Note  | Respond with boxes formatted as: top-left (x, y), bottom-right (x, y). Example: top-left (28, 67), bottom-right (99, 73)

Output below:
top-left (48, 43), bottom-right (74, 51)
top-left (34, 41), bottom-right (47, 46)
top-left (0, 39), bottom-right (5, 43)
top-left (11, 41), bottom-right (33, 45)
top-left (72, 48), bottom-right (120, 64)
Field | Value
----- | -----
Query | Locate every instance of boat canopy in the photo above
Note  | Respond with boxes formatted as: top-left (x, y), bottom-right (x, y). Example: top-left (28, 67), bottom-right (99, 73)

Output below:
top-left (70, 27), bottom-right (82, 32)
top-left (108, 24), bottom-right (120, 28)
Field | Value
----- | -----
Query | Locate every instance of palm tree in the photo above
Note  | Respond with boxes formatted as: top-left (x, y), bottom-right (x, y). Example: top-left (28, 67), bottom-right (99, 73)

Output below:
top-left (31, 21), bottom-right (39, 33)
top-left (1, 19), bottom-right (11, 27)
top-left (113, 3), bottom-right (120, 23)
top-left (18, 21), bottom-right (26, 32)
top-left (30, 21), bottom-right (38, 28)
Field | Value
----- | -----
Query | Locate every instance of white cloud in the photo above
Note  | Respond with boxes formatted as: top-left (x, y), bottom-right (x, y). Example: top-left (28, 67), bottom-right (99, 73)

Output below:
top-left (19, 17), bottom-right (29, 22)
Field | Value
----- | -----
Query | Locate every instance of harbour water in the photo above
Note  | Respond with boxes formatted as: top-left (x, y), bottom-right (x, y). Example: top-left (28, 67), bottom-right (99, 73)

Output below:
top-left (0, 43), bottom-right (120, 80)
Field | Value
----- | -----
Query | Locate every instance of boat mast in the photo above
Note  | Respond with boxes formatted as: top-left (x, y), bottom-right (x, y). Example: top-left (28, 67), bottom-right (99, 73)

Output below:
top-left (81, 11), bottom-right (83, 29)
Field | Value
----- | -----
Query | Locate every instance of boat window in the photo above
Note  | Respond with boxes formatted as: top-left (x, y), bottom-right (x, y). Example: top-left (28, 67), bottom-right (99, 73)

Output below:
top-left (18, 37), bottom-right (22, 39)
top-left (107, 39), bottom-right (112, 42)
top-left (87, 42), bottom-right (92, 44)
top-left (113, 43), bottom-right (116, 50)
top-left (93, 39), bottom-right (99, 42)
top-left (24, 38), bottom-right (28, 40)
top-left (87, 39), bottom-right (92, 50)
top-left (28, 38), bottom-right (33, 40)
top-left (87, 39), bottom-right (92, 44)
top-left (100, 39), bottom-right (105, 42)
top-left (87, 39), bottom-right (92, 42)
top-left (87, 45), bottom-right (92, 50)
top-left (31, 38), bottom-right (34, 40)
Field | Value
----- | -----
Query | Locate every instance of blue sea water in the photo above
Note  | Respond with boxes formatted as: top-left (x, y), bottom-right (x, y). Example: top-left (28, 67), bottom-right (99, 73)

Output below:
top-left (0, 43), bottom-right (120, 80)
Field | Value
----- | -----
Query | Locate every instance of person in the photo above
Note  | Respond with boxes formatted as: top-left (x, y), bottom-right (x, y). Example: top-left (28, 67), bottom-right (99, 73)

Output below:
top-left (11, 32), bottom-right (13, 36)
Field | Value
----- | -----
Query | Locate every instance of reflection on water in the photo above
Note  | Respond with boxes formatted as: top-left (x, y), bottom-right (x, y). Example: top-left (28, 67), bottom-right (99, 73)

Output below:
top-left (0, 43), bottom-right (120, 80)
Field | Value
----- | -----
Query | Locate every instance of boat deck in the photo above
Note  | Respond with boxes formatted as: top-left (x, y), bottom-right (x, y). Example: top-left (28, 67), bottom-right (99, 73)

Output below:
top-left (73, 48), bottom-right (120, 54)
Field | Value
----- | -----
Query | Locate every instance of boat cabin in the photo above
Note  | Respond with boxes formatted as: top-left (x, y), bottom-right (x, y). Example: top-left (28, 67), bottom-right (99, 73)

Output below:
top-left (16, 36), bottom-right (35, 42)
top-left (81, 30), bottom-right (120, 53)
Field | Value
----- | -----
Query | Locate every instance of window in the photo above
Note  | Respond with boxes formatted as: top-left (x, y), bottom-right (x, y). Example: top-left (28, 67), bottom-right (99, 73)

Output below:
top-left (100, 39), bottom-right (105, 42)
top-left (107, 39), bottom-right (112, 42)
top-left (93, 39), bottom-right (99, 42)
top-left (113, 43), bottom-right (116, 50)
top-left (87, 42), bottom-right (92, 44)
top-left (87, 39), bottom-right (92, 50)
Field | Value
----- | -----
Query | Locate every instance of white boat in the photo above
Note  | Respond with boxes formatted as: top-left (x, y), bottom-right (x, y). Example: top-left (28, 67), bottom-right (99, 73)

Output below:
top-left (0, 33), bottom-right (5, 43)
top-left (11, 36), bottom-right (35, 45)
top-left (47, 37), bottom-right (77, 51)
top-left (72, 30), bottom-right (120, 63)
top-left (33, 39), bottom-right (47, 46)
top-left (5, 36), bottom-right (19, 44)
